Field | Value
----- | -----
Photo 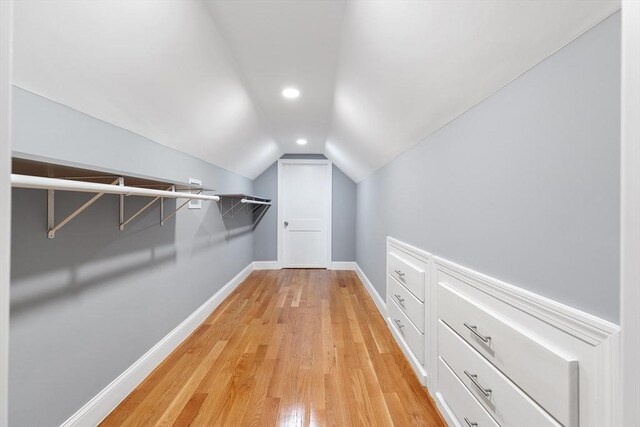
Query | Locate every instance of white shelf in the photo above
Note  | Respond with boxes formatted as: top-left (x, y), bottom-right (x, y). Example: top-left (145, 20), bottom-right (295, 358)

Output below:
top-left (11, 157), bottom-right (219, 238)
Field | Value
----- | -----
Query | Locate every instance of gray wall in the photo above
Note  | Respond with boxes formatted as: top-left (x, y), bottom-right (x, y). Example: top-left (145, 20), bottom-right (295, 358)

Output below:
top-left (253, 155), bottom-right (357, 262)
top-left (10, 88), bottom-right (255, 426)
top-left (253, 161), bottom-right (278, 261)
top-left (356, 12), bottom-right (621, 322)
top-left (332, 166), bottom-right (357, 262)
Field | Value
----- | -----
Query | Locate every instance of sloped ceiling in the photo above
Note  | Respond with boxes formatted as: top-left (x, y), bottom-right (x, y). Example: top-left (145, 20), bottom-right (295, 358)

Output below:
top-left (13, 0), bottom-right (620, 181)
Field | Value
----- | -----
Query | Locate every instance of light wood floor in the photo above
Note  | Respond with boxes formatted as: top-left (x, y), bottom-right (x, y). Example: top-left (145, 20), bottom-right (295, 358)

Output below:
top-left (101, 269), bottom-right (446, 427)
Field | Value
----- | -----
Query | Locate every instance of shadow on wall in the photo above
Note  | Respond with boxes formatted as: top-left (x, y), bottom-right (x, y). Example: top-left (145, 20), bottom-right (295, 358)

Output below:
top-left (10, 188), bottom-right (254, 315)
top-left (187, 198), bottom-right (256, 255)
top-left (217, 197), bottom-right (271, 235)
top-left (251, 204), bottom-right (270, 231)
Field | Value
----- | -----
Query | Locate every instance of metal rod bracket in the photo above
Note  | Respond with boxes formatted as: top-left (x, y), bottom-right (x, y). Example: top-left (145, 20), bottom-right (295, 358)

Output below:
top-left (161, 187), bottom-right (198, 226)
top-left (120, 185), bottom-right (172, 230)
top-left (47, 178), bottom-right (120, 239)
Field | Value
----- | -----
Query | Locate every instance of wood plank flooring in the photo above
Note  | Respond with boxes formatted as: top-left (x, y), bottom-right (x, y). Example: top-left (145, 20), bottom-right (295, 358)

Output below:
top-left (101, 269), bottom-right (446, 427)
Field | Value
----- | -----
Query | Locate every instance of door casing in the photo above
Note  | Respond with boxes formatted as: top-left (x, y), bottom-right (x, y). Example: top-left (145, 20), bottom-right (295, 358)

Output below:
top-left (0, 0), bottom-right (12, 425)
top-left (620, 1), bottom-right (640, 424)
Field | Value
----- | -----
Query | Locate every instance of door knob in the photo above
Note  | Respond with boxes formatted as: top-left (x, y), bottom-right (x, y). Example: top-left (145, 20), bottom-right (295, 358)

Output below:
top-left (284, 221), bottom-right (289, 227)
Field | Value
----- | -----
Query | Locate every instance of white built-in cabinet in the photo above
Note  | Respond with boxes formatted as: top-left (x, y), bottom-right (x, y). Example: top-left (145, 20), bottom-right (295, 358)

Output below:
top-left (384, 237), bottom-right (620, 427)
top-left (386, 239), bottom-right (432, 385)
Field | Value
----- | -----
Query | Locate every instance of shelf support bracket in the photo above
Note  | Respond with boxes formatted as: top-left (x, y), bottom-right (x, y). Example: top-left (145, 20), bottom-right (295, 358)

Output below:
top-left (120, 184), bottom-right (173, 230)
top-left (47, 178), bottom-right (121, 239)
top-left (251, 204), bottom-right (266, 214)
top-left (160, 185), bottom-right (174, 226)
top-left (161, 188), bottom-right (199, 226)
top-left (119, 177), bottom-right (125, 230)
top-left (220, 198), bottom-right (244, 217)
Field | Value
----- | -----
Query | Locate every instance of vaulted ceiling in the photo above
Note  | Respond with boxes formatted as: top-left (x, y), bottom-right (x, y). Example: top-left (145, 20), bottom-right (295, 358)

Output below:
top-left (13, 1), bottom-right (620, 182)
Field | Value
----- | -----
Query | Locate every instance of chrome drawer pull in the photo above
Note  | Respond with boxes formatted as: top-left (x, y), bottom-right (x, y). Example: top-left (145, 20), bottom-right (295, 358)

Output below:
top-left (394, 269), bottom-right (405, 278)
top-left (394, 294), bottom-right (405, 305)
top-left (463, 322), bottom-right (491, 343)
top-left (464, 417), bottom-right (478, 427)
top-left (394, 319), bottom-right (405, 330)
top-left (464, 370), bottom-right (492, 397)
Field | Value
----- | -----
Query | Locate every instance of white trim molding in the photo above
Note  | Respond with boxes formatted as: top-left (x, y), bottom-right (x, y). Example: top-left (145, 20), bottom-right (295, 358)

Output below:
top-left (329, 261), bottom-right (357, 270)
top-left (0, 1), bottom-right (12, 425)
top-left (60, 263), bottom-right (255, 427)
top-left (387, 236), bottom-right (431, 264)
top-left (252, 261), bottom-right (357, 271)
top-left (355, 264), bottom-right (387, 316)
top-left (277, 159), bottom-right (332, 269)
top-left (433, 256), bottom-right (619, 346)
top-left (252, 261), bottom-right (281, 270)
top-left (620, 1), bottom-right (640, 424)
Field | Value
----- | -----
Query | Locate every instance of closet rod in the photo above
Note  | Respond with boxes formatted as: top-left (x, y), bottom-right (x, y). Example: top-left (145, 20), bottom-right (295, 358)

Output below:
top-left (11, 174), bottom-right (220, 201)
top-left (240, 198), bottom-right (271, 206)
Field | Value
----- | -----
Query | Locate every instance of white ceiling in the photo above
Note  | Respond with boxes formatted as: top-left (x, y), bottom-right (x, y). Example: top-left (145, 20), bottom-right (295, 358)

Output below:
top-left (13, 1), bottom-right (620, 181)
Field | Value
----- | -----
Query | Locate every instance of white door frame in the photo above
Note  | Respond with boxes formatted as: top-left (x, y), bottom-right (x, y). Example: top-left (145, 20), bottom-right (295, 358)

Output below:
top-left (277, 159), bottom-right (332, 269)
top-left (620, 1), bottom-right (640, 425)
top-left (0, 0), bottom-right (12, 425)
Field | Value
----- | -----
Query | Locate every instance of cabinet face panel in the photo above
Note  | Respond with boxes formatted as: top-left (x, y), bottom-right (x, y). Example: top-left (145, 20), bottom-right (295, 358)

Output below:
top-left (388, 298), bottom-right (424, 364)
top-left (388, 274), bottom-right (425, 333)
top-left (438, 357), bottom-right (500, 427)
top-left (388, 250), bottom-right (425, 302)
top-left (439, 320), bottom-right (561, 427)
top-left (438, 282), bottom-right (578, 427)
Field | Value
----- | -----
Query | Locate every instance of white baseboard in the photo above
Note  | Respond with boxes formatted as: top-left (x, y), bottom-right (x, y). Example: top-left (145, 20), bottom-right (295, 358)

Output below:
top-left (252, 261), bottom-right (280, 270)
top-left (252, 261), bottom-right (357, 271)
top-left (60, 262), bottom-right (255, 427)
top-left (355, 264), bottom-right (387, 316)
top-left (353, 265), bottom-right (428, 385)
top-left (329, 261), bottom-right (357, 270)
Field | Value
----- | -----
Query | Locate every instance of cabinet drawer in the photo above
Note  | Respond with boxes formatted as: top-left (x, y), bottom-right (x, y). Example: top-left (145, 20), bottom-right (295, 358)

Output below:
top-left (439, 320), bottom-right (560, 427)
top-left (387, 274), bottom-right (424, 333)
top-left (388, 251), bottom-right (425, 302)
top-left (438, 283), bottom-right (578, 427)
top-left (388, 298), bottom-right (424, 364)
top-left (438, 357), bottom-right (499, 427)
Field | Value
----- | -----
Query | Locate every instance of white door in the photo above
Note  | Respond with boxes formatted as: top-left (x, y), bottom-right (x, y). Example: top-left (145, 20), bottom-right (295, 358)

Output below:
top-left (278, 160), bottom-right (331, 268)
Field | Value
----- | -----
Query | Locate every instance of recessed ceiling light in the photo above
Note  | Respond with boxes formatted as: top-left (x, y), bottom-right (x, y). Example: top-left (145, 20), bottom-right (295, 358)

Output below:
top-left (282, 87), bottom-right (300, 99)
top-left (296, 138), bottom-right (307, 145)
